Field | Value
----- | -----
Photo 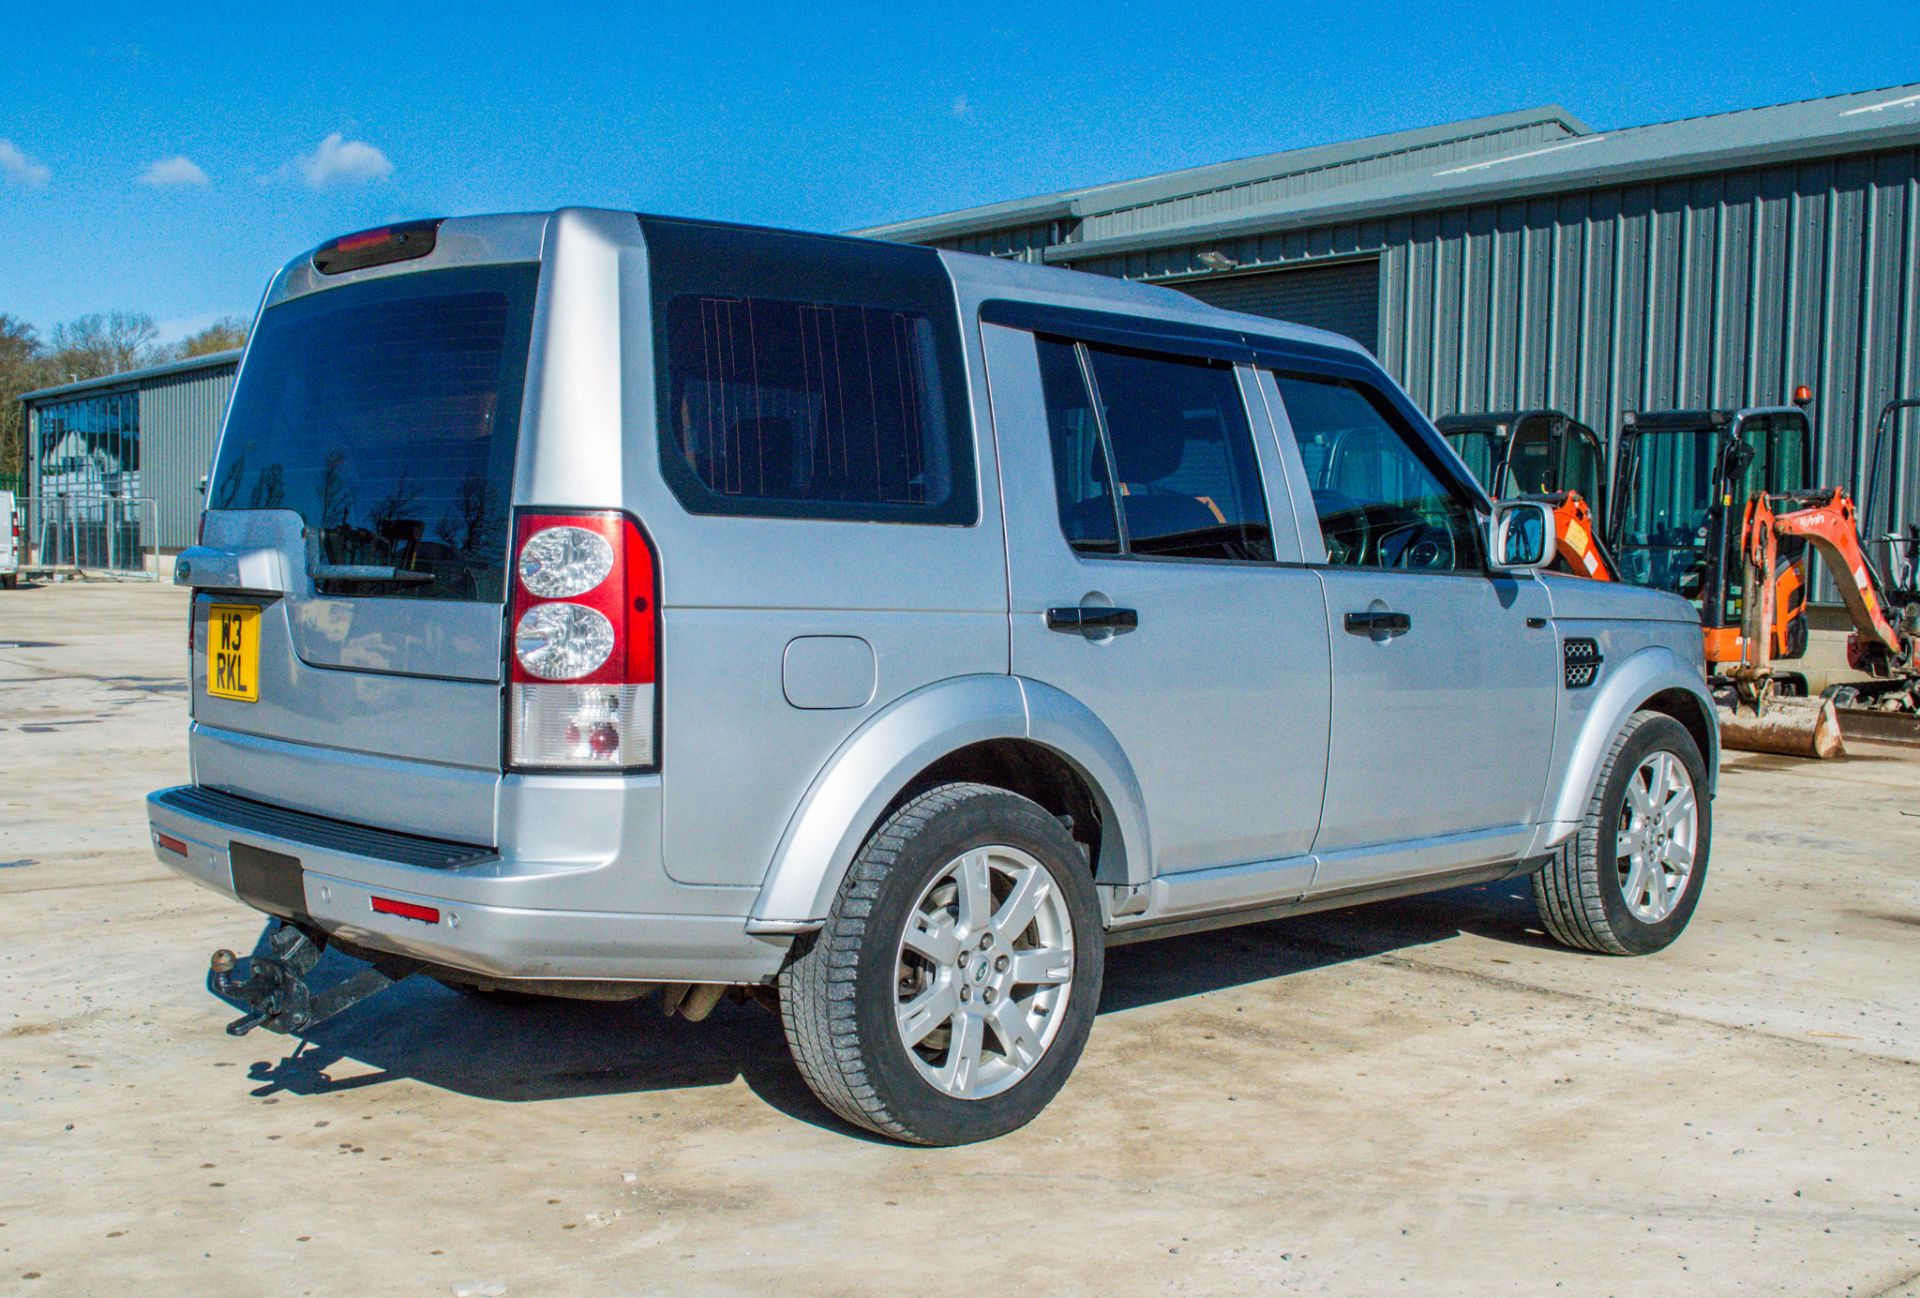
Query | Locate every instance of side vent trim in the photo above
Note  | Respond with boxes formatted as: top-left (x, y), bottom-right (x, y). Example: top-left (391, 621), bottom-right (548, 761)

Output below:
top-left (1563, 637), bottom-right (1604, 689)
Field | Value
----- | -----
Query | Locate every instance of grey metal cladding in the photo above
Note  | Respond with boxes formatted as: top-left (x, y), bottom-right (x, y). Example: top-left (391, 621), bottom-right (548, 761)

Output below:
top-left (139, 362), bottom-right (236, 549)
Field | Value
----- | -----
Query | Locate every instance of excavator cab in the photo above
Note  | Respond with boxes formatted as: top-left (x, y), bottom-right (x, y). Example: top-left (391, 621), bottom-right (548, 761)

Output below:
top-left (1860, 397), bottom-right (1920, 605)
top-left (1439, 410), bottom-right (1613, 577)
top-left (1438, 410), bottom-right (1609, 532)
top-left (1609, 406), bottom-right (1814, 664)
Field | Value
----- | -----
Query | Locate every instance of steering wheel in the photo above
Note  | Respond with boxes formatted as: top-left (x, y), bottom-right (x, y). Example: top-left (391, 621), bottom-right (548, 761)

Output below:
top-left (1312, 489), bottom-right (1370, 565)
top-left (1390, 524), bottom-right (1456, 571)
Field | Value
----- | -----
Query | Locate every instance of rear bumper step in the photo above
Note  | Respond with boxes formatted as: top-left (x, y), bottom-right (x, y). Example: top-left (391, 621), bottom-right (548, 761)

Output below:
top-left (147, 785), bottom-right (791, 985)
top-left (153, 785), bottom-right (495, 869)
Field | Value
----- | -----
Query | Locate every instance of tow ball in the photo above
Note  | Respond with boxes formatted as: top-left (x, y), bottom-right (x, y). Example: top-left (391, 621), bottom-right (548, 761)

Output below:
top-left (210, 920), bottom-right (409, 1037)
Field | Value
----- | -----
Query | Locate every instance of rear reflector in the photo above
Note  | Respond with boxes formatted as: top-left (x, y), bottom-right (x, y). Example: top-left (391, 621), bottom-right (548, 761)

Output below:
top-left (155, 832), bottom-right (189, 857)
top-left (312, 219), bottom-right (443, 275)
top-left (371, 896), bottom-right (441, 924)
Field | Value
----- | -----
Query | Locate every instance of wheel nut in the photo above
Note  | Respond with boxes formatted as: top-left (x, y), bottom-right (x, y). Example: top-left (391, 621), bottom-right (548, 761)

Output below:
top-left (982, 988), bottom-right (996, 1004)
top-left (959, 985), bottom-right (971, 1002)
top-left (995, 955), bottom-right (1009, 972)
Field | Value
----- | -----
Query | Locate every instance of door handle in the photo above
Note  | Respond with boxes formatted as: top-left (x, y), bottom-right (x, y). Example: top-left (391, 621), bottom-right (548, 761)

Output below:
top-left (1047, 606), bottom-right (1139, 636)
top-left (1344, 610), bottom-right (1411, 636)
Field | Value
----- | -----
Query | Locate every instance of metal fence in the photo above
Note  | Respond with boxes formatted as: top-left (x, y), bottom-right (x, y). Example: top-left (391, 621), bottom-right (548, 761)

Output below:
top-left (13, 495), bottom-right (160, 580)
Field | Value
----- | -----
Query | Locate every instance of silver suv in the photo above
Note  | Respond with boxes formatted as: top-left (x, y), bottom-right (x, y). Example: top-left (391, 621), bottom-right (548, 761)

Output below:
top-left (150, 209), bottom-right (1717, 1144)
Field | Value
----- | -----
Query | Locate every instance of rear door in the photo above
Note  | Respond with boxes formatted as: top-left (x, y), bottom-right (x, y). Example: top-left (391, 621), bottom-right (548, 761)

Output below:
top-left (190, 260), bottom-right (540, 842)
top-left (0, 492), bottom-right (15, 573)
top-left (983, 319), bottom-right (1330, 881)
top-left (1266, 366), bottom-right (1557, 887)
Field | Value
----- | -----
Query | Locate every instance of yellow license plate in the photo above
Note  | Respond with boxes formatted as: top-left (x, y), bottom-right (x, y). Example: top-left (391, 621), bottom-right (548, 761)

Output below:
top-left (207, 604), bottom-right (261, 703)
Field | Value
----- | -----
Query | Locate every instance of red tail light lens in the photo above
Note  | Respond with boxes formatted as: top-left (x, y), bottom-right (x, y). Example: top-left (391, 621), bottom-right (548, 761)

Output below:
top-left (507, 511), bottom-right (657, 770)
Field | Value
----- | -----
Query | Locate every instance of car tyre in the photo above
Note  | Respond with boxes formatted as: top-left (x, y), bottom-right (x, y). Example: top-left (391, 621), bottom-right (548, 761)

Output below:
top-left (779, 782), bottom-right (1104, 1146)
top-left (1532, 710), bottom-right (1711, 955)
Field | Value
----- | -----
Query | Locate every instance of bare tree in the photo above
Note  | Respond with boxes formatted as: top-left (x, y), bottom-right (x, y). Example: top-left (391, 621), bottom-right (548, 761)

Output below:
top-left (49, 310), bottom-right (161, 381)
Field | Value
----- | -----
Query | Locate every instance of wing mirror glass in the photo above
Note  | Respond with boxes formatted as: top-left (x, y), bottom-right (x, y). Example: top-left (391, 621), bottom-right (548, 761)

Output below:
top-left (1491, 500), bottom-right (1554, 571)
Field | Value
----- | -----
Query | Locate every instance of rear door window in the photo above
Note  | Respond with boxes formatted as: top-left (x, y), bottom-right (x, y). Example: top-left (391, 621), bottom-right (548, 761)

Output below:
top-left (1035, 338), bottom-right (1121, 555)
top-left (1035, 336), bottom-right (1272, 562)
top-left (1085, 346), bottom-right (1272, 561)
top-left (208, 264), bottom-right (539, 602)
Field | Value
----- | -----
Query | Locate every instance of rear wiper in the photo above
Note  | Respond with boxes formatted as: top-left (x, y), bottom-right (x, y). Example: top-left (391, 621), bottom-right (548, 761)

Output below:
top-left (310, 564), bottom-right (435, 585)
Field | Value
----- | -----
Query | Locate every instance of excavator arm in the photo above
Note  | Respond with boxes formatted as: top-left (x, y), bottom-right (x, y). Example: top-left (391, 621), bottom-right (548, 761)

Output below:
top-left (1528, 490), bottom-right (1616, 582)
top-left (1732, 488), bottom-right (1915, 704)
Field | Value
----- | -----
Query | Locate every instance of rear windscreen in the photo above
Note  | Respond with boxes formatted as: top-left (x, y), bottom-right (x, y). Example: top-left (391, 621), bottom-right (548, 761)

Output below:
top-left (208, 264), bottom-right (539, 601)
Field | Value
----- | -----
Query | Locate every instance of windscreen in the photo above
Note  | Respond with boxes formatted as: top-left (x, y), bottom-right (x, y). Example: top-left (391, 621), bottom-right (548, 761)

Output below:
top-left (1615, 428), bottom-right (1720, 598)
top-left (208, 264), bottom-right (539, 602)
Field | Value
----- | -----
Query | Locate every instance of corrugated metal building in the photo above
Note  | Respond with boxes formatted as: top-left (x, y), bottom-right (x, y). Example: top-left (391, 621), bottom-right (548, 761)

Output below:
top-left (19, 348), bottom-right (241, 551)
top-left (860, 83), bottom-right (1920, 606)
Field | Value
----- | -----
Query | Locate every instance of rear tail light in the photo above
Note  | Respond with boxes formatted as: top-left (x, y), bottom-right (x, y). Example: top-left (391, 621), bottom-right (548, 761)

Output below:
top-left (508, 511), bottom-right (657, 770)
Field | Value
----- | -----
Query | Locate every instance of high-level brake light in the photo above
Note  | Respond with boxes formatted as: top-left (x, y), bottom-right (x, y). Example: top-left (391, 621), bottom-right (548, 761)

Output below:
top-left (312, 219), bottom-right (443, 275)
top-left (507, 512), bottom-right (658, 770)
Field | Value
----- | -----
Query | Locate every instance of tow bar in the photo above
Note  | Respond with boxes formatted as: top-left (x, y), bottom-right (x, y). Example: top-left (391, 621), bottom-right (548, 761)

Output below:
top-left (210, 920), bottom-right (414, 1037)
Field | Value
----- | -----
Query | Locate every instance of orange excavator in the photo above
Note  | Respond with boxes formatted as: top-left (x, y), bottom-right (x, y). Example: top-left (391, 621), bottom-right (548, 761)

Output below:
top-left (1445, 398), bottom-right (1920, 757)
top-left (1727, 484), bottom-right (1920, 712)
top-left (1609, 398), bottom-right (1920, 755)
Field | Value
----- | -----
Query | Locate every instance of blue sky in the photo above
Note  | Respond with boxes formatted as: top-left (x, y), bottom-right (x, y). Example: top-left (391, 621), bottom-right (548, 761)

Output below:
top-left (3, 1), bottom-right (1917, 341)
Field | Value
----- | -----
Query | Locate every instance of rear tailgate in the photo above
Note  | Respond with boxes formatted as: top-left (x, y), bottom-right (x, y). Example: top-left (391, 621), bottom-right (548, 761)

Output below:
top-left (188, 257), bottom-right (540, 845)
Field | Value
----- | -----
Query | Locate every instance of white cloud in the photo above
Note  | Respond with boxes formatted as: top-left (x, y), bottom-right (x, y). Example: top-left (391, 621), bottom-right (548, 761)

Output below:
top-left (0, 139), bottom-right (51, 187)
top-left (296, 132), bottom-right (393, 188)
top-left (950, 94), bottom-right (971, 119)
top-left (138, 155), bottom-right (210, 188)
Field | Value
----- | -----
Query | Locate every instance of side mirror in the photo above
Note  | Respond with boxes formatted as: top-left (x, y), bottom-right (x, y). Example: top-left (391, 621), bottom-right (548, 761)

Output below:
top-left (1491, 500), bottom-right (1554, 572)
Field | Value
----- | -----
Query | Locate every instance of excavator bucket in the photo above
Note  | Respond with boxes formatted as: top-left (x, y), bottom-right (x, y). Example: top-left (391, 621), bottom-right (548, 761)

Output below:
top-left (1715, 694), bottom-right (1845, 759)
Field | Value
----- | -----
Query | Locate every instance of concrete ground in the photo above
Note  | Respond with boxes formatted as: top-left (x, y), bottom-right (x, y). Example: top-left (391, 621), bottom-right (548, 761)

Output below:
top-left (2, 580), bottom-right (1916, 1298)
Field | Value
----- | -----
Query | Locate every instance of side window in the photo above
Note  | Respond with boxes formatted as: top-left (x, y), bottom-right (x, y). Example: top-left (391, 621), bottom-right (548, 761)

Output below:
top-left (1769, 414), bottom-right (1810, 493)
top-left (1273, 373), bottom-right (1485, 572)
top-left (663, 296), bottom-right (957, 517)
top-left (645, 217), bottom-right (976, 524)
top-left (1079, 345), bottom-right (1273, 561)
top-left (1035, 338), bottom-right (1120, 554)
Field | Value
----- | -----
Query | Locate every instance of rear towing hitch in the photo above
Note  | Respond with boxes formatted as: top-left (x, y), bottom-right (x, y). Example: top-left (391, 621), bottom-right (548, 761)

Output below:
top-left (210, 920), bottom-right (414, 1037)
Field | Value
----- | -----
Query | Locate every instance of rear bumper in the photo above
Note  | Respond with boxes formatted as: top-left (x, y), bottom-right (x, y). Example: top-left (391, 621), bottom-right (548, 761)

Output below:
top-left (147, 786), bottom-right (789, 984)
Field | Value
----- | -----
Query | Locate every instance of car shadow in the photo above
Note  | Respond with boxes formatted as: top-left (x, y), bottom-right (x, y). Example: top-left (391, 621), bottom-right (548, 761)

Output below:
top-left (226, 876), bottom-right (1555, 1136)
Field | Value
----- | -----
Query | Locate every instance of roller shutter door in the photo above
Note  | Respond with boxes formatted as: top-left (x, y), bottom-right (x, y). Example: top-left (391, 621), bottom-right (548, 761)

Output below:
top-left (1175, 259), bottom-right (1380, 353)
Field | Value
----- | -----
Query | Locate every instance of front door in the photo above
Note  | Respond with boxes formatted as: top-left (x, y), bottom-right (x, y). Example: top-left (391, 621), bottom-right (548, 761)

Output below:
top-left (1267, 368), bottom-right (1558, 887)
top-left (982, 322), bottom-right (1331, 881)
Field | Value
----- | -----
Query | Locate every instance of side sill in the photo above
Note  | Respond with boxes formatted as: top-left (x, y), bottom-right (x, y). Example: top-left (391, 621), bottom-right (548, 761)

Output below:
top-left (1105, 859), bottom-right (1534, 948)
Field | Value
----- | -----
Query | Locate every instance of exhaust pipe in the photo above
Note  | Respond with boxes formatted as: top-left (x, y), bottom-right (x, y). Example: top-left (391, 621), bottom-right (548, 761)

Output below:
top-left (657, 983), bottom-right (728, 1022)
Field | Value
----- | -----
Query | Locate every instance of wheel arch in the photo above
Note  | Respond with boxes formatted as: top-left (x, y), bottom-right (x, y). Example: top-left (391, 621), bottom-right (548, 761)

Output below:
top-left (748, 675), bottom-right (1151, 928)
top-left (1545, 644), bottom-right (1719, 834)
